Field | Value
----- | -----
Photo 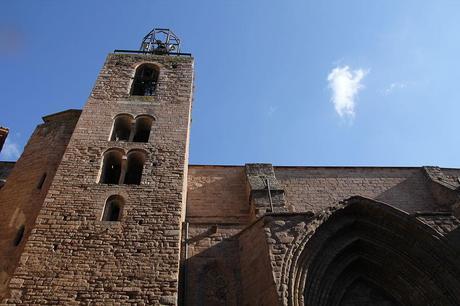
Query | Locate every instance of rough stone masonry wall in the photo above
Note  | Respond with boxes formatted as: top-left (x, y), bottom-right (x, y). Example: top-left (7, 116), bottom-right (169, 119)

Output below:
top-left (184, 166), bottom-right (249, 305)
top-left (275, 167), bottom-right (438, 213)
top-left (187, 166), bottom-right (250, 224)
top-left (0, 111), bottom-right (80, 299)
top-left (238, 218), bottom-right (279, 306)
top-left (184, 165), bottom-right (453, 305)
top-left (260, 202), bottom-right (460, 305)
top-left (4, 53), bottom-right (194, 305)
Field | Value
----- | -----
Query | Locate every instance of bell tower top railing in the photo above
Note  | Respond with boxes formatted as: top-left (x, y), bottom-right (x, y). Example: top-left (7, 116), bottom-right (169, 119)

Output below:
top-left (140, 28), bottom-right (181, 54)
top-left (114, 28), bottom-right (190, 56)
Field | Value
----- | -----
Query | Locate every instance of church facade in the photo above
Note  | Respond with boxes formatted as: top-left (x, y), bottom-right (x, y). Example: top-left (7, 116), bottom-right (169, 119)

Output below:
top-left (1, 29), bottom-right (460, 305)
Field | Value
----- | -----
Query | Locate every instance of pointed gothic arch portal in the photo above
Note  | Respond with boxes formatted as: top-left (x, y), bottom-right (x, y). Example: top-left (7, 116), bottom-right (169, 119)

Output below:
top-left (287, 198), bottom-right (460, 306)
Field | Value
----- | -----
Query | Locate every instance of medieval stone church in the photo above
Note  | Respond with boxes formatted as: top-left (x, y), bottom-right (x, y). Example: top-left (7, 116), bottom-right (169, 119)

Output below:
top-left (1, 29), bottom-right (460, 305)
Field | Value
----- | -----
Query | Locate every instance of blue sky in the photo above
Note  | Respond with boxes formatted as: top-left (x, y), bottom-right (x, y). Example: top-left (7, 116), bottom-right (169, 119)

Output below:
top-left (1, 1), bottom-right (460, 167)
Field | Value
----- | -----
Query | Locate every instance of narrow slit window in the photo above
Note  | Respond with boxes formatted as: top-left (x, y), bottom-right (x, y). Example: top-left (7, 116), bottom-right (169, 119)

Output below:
top-left (102, 195), bottom-right (124, 221)
top-left (123, 151), bottom-right (146, 185)
top-left (13, 225), bottom-right (25, 246)
top-left (110, 115), bottom-right (133, 141)
top-left (100, 150), bottom-right (123, 184)
top-left (131, 64), bottom-right (159, 96)
top-left (133, 116), bottom-right (153, 142)
top-left (37, 173), bottom-right (47, 189)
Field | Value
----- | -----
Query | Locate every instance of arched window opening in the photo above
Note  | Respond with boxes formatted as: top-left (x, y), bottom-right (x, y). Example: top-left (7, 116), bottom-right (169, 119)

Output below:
top-left (131, 64), bottom-right (159, 96)
top-left (133, 116), bottom-right (153, 142)
top-left (110, 115), bottom-right (133, 141)
top-left (124, 151), bottom-right (146, 185)
top-left (100, 150), bottom-right (123, 184)
top-left (102, 195), bottom-right (124, 221)
top-left (13, 225), bottom-right (25, 246)
top-left (37, 173), bottom-right (47, 189)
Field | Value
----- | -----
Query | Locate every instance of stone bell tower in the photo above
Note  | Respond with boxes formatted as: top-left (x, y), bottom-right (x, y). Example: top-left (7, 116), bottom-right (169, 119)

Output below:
top-left (4, 29), bottom-right (194, 305)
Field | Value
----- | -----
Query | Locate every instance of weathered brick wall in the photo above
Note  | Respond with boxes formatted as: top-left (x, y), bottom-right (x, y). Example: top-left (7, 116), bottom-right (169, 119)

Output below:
top-left (183, 165), bottom-right (454, 305)
top-left (185, 166), bottom-right (249, 305)
top-left (4, 53), bottom-right (194, 304)
top-left (238, 219), bottom-right (279, 306)
top-left (275, 167), bottom-right (437, 213)
top-left (184, 224), bottom-right (243, 305)
top-left (0, 110), bottom-right (80, 299)
top-left (186, 166), bottom-right (440, 220)
top-left (187, 166), bottom-right (250, 224)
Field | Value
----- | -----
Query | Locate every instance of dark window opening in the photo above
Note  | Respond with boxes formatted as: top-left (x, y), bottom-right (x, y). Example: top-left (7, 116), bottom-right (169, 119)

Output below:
top-left (100, 151), bottom-right (123, 184)
top-left (102, 196), bottom-right (123, 221)
top-left (37, 173), bottom-right (47, 189)
top-left (124, 152), bottom-right (146, 185)
top-left (111, 115), bottom-right (132, 141)
top-left (133, 116), bottom-right (153, 142)
top-left (14, 225), bottom-right (25, 246)
top-left (131, 64), bottom-right (159, 96)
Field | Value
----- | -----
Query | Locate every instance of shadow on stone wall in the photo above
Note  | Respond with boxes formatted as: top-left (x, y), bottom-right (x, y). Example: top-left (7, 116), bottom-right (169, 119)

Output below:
top-left (184, 229), bottom-right (242, 306)
top-left (375, 171), bottom-right (436, 211)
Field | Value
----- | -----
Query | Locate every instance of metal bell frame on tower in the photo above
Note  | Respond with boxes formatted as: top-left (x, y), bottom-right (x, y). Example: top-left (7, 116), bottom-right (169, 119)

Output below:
top-left (140, 28), bottom-right (181, 54)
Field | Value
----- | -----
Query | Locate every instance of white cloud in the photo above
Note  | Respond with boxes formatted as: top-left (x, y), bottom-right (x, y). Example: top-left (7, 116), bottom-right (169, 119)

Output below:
top-left (0, 138), bottom-right (21, 160)
top-left (381, 82), bottom-right (407, 96)
top-left (267, 105), bottom-right (278, 116)
top-left (327, 65), bottom-right (368, 119)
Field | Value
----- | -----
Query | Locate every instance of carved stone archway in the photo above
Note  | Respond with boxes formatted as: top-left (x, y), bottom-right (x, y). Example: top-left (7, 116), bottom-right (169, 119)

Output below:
top-left (283, 197), bottom-right (460, 306)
